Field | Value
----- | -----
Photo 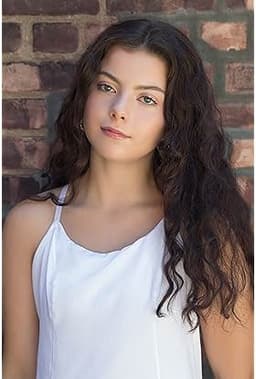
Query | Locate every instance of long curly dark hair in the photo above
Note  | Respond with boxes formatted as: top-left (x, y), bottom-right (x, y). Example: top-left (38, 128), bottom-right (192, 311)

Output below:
top-left (34, 17), bottom-right (253, 331)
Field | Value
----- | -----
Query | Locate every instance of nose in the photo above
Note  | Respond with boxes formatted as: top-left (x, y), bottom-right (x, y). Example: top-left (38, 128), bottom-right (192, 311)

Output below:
top-left (109, 96), bottom-right (128, 121)
top-left (110, 111), bottom-right (125, 121)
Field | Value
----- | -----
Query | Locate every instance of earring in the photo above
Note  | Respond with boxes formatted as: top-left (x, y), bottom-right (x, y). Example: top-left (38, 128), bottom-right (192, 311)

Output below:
top-left (79, 120), bottom-right (84, 132)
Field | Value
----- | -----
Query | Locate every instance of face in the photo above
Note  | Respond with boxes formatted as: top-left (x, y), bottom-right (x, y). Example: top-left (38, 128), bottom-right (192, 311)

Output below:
top-left (83, 45), bottom-right (168, 162)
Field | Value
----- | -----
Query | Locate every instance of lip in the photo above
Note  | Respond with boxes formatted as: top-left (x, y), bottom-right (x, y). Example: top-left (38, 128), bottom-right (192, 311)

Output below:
top-left (100, 126), bottom-right (131, 139)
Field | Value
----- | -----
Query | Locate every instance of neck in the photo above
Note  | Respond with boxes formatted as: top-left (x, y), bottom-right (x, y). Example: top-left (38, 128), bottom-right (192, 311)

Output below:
top-left (74, 152), bottom-right (162, 211)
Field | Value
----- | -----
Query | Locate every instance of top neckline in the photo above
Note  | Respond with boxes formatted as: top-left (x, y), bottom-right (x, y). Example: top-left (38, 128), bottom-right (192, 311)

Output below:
top-left (57, 217), bottom-right (164, 256)
top-left (54, 183), bottom-right (164, 256)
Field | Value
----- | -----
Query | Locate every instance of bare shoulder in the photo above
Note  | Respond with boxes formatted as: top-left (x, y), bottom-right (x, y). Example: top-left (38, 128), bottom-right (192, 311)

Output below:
top-left (2, 186), bottom-right (64, 377)
top-left (3, 186), bottom-right (63, 256)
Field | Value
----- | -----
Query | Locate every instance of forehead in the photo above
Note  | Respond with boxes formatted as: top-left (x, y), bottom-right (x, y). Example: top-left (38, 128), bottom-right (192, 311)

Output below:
top-left (99, 45), bottom-right (168, 87)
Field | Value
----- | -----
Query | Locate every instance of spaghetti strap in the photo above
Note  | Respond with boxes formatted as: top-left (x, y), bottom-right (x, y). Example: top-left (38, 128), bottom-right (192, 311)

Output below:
top-left (53, 184), bottom-right (69, 222)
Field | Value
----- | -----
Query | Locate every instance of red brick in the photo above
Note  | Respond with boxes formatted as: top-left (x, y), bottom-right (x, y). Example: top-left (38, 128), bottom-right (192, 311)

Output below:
top-left (85, 22), bottom-right (113, 45)
top-left (3, 63), bottom-right (40, 92)
top-left (225, 0), bottom-right (246, 7)
top-left (26, 100), bottom-right (48, 129)
top-left (3, 176), bottom-right (40, 205)
top-left (203, 62), bottom-right (215, 84)
top-left (3, 23), bottom-right (22, 53)
top-left (236, 176), bottom-right (253, 207)
top-left (3, 176), bottom-right (13, 203)
top-left (226, 63), bottom-right (253, 93)
top-left (3, 137), bottom-right (49, 170)
top-left (39, 62), bottom-right (75, 91)
top-left (3, 0), bottom-right (99, 15)
top-left (3, 138), bottom-right (22, 169)
top-left (3, 99), bottom-right (47, 129)
top-left (225, 0), bottom-right (253, 8)
top-left (218, 103), bottom-right (253, 129)
top-left (245, 0), bottom-right (253, 9)
top-left (150, 0), bottom-right (185, 11)
top-left (201, 22), bottom-right (247, 51)
top-left (106, 0), bottom-right (184, 13)
top-left (185, 0), bottom-right (214, 10)
top-left (33, 23), bottom-right (79, 53)
top-left (231, 139), bottom-right (253, 168)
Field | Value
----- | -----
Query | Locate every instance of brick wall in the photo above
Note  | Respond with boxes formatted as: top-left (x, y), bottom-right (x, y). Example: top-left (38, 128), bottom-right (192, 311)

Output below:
top-left (2, 1), bottom-right (254, 377)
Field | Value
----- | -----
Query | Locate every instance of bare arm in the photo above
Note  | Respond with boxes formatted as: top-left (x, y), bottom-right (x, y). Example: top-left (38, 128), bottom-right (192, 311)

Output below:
top-left (3, 201), bottom-right (52, 379)
top-left (200, 249), bottom-right (253, 379)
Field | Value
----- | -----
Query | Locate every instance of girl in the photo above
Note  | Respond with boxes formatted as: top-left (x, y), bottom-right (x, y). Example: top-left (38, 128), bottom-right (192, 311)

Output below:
top-left (3, 18), bottom-right (253, 379)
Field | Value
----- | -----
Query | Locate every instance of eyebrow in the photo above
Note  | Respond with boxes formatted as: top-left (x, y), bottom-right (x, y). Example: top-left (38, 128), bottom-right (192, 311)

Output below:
top-left (97, 70), bottom-right (166, 94)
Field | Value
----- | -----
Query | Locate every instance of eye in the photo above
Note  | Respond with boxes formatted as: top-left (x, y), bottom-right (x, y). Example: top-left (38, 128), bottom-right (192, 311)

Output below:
top-left (96, 83), bottom-right (116, 93)
top-left (139, 95), bottom-right (157, 105)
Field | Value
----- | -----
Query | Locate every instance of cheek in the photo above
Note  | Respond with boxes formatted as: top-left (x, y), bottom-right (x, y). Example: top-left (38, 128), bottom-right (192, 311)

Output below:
top-left (84, 94), bottom-right (97, 117)
top-left (83, 94), bottom-right (110, 145)
top-left (84, 93), bottom-right (111, 124)
top-left (137, 108), bottom-right (165, 142)
top-left (85, 91), bottom-right (110, 114)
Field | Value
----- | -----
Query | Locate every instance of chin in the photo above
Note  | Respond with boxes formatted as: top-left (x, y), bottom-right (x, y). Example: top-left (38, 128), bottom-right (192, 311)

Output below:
top-left (91, 145), bottom-right (155, 164)
top-left (91, 145), bottom-right (133, 162)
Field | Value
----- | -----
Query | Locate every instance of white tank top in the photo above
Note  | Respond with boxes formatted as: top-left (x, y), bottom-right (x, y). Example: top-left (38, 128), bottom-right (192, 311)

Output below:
top-left (32, 184), bottom-right (202, 379)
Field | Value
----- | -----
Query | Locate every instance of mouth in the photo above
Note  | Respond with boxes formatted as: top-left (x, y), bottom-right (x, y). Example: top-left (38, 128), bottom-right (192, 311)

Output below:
top-left (100, 126), bottom-right (131, 139)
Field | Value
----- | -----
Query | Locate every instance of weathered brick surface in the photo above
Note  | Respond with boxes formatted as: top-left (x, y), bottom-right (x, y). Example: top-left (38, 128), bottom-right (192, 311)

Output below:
top-left (3, 23), bottom-right (22, 53)
top-left (33, 23), bottom-right (79, 53)
top-left (85, 22), bottom-right (114, 45)
top-left (106, 0), bottom-right (185, 13)
top-left (245, 0), bottom-right (253, 9)
top-left (231, 139), bottom-right (253, 168)
top-left (225, 0), bottom-right (246, 7)
top-left (3, 63), bottom-right (40, 92)
top-left (201, 22), bottom-right (247, 51)
top-left (226, 63), bottom-right (253, 93)
top-left (219, 103), bottom-right (253, 128)
top-left (39, 62), bottom-right (75, 91)
top-left (106, 0), bottom-right (215, 13)
top-left (3, 99), bottom-right (47, 129)
top-left (225, 0), bottom-right (253, 8)
top-left (3, 176), bottom-right (40, 205)
top-left (184, 0), bottom-right (215, 10)
top-left (3, 0), bottom-right (99, 15)
top-left (3, 137), bottom-right (49, 170)
top-left (204, 62), bottom-right (214, 84)
top-left (3, 62), bottom-right (76, 92)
